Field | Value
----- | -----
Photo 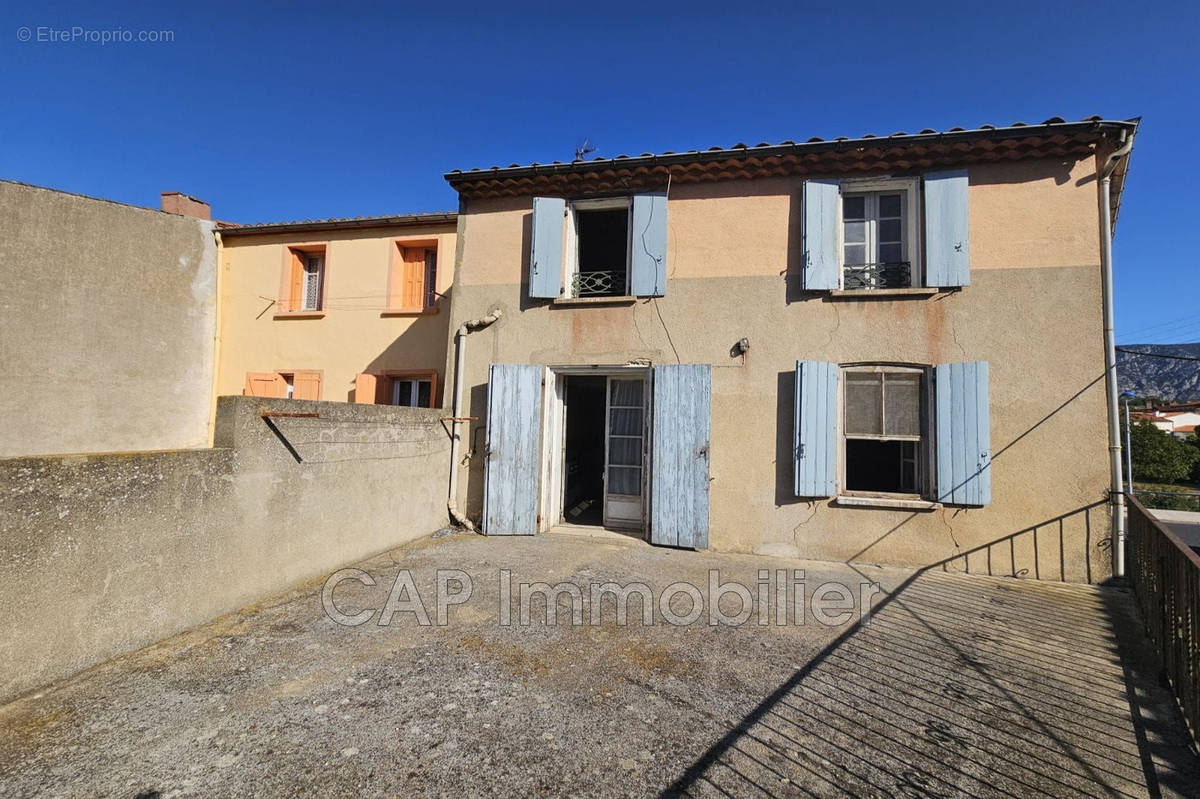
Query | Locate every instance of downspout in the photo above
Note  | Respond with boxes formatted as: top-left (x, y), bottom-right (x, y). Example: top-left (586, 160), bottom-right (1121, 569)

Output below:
top-left (447, 309), bottom-right (502, 530)
top-left (1100, 131), bottom-right (1134, 578)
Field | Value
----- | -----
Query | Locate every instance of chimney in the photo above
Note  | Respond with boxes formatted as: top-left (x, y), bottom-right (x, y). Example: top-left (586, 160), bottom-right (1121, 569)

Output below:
top-left (160, 191), bottom-right (211, 220)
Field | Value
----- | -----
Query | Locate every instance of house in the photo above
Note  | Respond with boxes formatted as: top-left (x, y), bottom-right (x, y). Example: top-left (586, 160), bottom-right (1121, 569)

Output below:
top-left (442, 117), bottom-right (1138, 579)
top-left (214, 213), bottom-right (457, 407)
top-left (1131, 407), bottom-right (1200, 439)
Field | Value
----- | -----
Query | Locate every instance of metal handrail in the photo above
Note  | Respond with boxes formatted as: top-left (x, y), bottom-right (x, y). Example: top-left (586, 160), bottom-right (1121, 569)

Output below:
top-left (1126, 495), bottom-right (1200, 744)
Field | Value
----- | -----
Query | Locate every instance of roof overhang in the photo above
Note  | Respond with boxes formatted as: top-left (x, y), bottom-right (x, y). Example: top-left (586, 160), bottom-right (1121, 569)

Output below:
top-left (219, 212), bottom-right (457, 238)
top-left (445, 119), bottom-right (1140, 208)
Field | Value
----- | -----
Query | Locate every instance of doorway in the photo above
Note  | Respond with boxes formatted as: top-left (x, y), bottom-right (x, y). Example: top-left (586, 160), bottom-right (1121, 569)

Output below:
top-left (545, 369), bottom-right (648, 534)
top-left (562, 376), bottom-right (606, 525)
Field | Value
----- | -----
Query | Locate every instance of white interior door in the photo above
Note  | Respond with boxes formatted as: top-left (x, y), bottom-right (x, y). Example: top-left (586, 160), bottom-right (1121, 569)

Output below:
top-left (604, 376), bottom-right (646, 529)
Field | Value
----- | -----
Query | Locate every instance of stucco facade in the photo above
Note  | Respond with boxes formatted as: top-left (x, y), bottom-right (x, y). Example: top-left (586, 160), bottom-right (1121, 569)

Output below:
top-left (215, 219), bottom-right (456, 406)
top-left (445, 133), bottom-right (1129, 582)
top-left (0, 181), bottom-right (218, 457)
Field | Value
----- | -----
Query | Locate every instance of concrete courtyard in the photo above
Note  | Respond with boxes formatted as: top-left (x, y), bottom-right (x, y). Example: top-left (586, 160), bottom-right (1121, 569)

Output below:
top-left (1, 530), bottom-right (1197, 798)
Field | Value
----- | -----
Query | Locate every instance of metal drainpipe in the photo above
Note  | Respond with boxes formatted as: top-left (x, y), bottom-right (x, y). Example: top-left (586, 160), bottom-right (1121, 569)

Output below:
top-left (447, 309), bottom-right (502, 530)
top-left (1100, 132), bottom-right (1134, 578)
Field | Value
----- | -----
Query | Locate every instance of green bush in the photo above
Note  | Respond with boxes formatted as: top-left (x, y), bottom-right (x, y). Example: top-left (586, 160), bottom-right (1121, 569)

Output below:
top-left (1127, 420), bottom-right (1199, 484)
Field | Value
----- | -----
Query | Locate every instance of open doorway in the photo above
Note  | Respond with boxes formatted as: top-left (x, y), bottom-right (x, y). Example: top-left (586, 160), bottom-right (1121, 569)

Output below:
top-left (545, 369), bottom-right (648, 535)
top-left (562, 375), bottom-right (607, 525)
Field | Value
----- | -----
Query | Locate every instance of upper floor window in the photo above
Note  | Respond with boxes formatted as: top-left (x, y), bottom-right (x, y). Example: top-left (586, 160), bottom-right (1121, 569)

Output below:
top-left (839, 178), bottom-right (920, 290)
top-left (279, 244), bottom-right (327, 315)
top-left (387, 240), bottom-right (440, 314)
top-left (801, 172), bottom-right (970, 293)
top-left (527, 194), bottom-right (667, 301)
top-left (568, 198), bottom-right (630, 298)
top-left (300, 254), bottom-right (324, 310)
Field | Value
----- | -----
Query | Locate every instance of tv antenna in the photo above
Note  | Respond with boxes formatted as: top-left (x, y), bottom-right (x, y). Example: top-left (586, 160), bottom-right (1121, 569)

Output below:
top-left (574, 138), bottom-right (596, 161)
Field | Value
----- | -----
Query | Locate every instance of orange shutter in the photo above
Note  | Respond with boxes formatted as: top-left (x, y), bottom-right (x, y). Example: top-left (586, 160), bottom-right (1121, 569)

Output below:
top-left (289, 251), bottom-right (306, 311)
top-left (245, 372), bottom-right (287, 398)
top-left (401, 247), bottom-right (426, 310)
top-left (278, 249), bottom-right (302, 312)
top-left (354, 373), bottom-right (378, 404)
top-left (292, 371), bottom-right (322, 401)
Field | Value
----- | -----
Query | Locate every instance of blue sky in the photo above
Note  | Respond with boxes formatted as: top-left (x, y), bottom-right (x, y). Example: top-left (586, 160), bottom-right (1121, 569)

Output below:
top-left (1, 0), bottom-right (1196, 342)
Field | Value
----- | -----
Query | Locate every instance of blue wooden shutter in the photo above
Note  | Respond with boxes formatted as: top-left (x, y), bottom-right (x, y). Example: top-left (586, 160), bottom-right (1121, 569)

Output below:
top-left (483, 364), bottom-right (543, 534)
top-left (630, 193), bottom-right (668, 297)
top-left (794, 361), bottom-right (838, 497)
top-left (650, 364), bottom-right (711, 548)
top-left (529, 197), bottom-right (565, 298)
top-left (924, 170), bottom-right (970, 287)
top-left (935, 361), bottom-right (991, 506)
top-left (802, 179), bottom-right (840, 291)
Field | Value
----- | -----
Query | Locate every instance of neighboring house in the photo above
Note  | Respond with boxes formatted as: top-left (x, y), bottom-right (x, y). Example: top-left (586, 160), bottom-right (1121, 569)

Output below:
top-left (443, 116), bottom-right (1137, 579)
top-left (0, 182), bottom-right (218, 457)
top-left (214, 214), bottom-right (457, 407)
top-left (1131, 408), bottom-right (1200, 438)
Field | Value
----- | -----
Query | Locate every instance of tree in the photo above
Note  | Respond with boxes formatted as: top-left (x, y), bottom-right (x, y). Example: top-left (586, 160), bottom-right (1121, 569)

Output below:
top-left (1127, 420), bottom-right (1198, 484)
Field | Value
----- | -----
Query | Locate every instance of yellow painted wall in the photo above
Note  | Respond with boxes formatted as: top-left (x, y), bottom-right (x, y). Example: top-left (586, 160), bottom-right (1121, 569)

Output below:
top-left (216, 224), bottom-right (457, 404)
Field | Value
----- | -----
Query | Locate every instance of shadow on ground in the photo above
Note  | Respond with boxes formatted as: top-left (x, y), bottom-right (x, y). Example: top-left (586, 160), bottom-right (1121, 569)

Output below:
top-left (0, 532), bottom-right (1196, 798)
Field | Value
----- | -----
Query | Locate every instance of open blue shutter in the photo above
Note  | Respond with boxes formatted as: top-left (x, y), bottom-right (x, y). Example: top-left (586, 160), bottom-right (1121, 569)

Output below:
top-left (935, 361), bottom-right (991, 506)
top-left (650, 364), bottom-right (710, 548)
top-left (483, 364), bottom-right (543, 534)
top-left (924, 170), bottom-right (970, 287)
top-left (529, 197), bottom-right (565, 298)
top-left (630, 193), bottom-right (667, 297)
top-left (802, 179), bottom-right (840, 291)
top-left (794, 361), bottom-right (838, 497)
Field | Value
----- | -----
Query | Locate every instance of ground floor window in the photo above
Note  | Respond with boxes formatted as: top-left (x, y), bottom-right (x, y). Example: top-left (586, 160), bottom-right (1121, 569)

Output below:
top-left (392, 377), bottom-right (432, 408)
top-left (842, 365), bottom-right (925, 496)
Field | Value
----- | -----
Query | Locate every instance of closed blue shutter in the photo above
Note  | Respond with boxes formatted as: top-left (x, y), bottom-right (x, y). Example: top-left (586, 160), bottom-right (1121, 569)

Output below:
top-left (802, 179), bottom-right (840, 291)
top-left (935, 361), bottom-right (991, 505)
top-left (650, 364), bottom-right (711, 548)
top-left (630, 193), bottom-right (668, 297)
top-left (924, 170), bottom-right (970, 287)
top-left (483, 364), bottom-right (543, 534)
top-left (529, 197), bottom-right (565, 298)
top-left (794, 360), bottom-right (838, 497)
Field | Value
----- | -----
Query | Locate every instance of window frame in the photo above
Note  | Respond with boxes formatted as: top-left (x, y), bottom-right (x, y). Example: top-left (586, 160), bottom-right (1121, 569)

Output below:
top-left (277, 243), bottom-right (329, 318)
top-left (385, 238), bottom-right (441, 315)
top-left (837, 177), bottom-right (923, 290)
top-left (381, 370), bottom-right (439, 408)
top-left (563, 197), bottom-right (633, 299)
top-left (838, 363), bottom-right (932, 500)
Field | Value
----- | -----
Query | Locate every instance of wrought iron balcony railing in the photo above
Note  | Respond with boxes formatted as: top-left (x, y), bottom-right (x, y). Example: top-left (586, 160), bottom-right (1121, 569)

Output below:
top-left (572, 269), bottom-right (626, 297)
top-left (842, 262), bottom-right (912, 290)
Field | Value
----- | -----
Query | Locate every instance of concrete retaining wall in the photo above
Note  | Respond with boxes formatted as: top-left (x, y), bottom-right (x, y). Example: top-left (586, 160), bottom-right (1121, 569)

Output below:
top-left (0, 396), bottom-right (449, 702)
top-left (0, 180), bottom-right (218, 457)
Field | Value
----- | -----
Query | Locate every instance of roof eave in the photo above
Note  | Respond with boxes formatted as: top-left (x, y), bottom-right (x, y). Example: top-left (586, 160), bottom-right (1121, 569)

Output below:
top-left (444, 119), bottom-right (1139, 188)
top-left (219, 213), bottom-right (458, 238)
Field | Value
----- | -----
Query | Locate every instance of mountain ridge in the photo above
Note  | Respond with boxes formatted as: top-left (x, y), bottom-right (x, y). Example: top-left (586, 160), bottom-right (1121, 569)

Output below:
top-left (1118, 343), bottom-right (1200, 402)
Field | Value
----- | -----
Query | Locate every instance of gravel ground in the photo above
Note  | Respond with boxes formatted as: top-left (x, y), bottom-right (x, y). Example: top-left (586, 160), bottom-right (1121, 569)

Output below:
top-left (1, 530), bottom-right (1196, 798)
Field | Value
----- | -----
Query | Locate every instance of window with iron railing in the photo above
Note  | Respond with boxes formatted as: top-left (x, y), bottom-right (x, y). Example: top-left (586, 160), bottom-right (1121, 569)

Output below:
top-left (568, 199), bottom-right (631, 298)
top-left (841, 184), bottom-right (919, 290)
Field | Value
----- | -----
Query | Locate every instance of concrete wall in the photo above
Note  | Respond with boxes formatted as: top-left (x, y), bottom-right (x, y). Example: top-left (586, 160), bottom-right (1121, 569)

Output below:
top-left (0, 396), bottom-right (449, 701)
top-left (216, 225), bottom-right (457, 404)
top-left (447, 156), bottom-right (1114, 583)
top-left (0, 180), bottom-right (218, 457)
